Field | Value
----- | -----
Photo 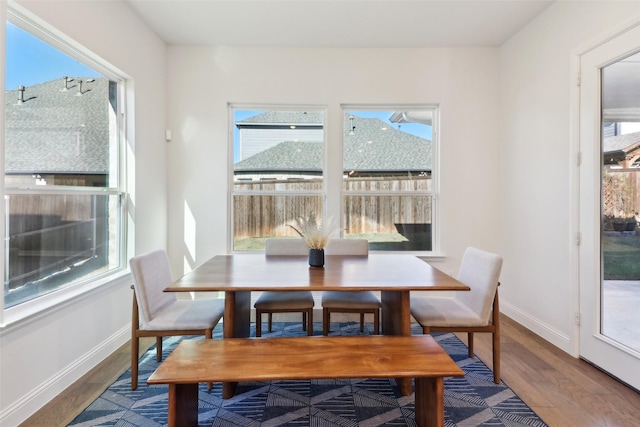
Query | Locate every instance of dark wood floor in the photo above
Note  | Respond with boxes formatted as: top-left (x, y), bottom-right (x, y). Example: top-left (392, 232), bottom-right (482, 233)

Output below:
top-left (21, 315), bottom-right (640, 427)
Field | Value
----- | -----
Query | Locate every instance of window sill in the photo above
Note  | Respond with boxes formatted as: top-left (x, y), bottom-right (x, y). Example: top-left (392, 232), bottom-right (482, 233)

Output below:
top-left (0, 268), bottom-right (130, 332)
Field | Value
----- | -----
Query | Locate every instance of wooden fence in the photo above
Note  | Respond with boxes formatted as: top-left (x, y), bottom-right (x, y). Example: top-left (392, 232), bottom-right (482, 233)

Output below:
top-left (603, 169), bottom-right (640, 219)
top-left (233, 176), bottom-right (432, 238)
top-left (5, 193), bottom-right (109, 291)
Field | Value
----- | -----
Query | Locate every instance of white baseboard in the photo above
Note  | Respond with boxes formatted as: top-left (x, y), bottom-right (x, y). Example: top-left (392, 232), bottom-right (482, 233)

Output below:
top-left (501, 300), bottom-right (573, 354)
top-left (0, 325), bottom-right (130, 426)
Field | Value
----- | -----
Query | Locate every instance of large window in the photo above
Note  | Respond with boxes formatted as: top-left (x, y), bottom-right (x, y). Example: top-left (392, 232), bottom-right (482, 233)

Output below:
top-left (342, 108), bottom-right (435, 251)
top-left (230, 105), bottom-right (437, 252)
top-left (231, 106), bottom-right (325, 251)
top-left (3, 19), bottom-right (126, 308)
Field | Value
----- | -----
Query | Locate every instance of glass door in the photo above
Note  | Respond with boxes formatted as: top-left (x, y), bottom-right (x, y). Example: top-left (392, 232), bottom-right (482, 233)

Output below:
top-left (579, 23), bottom-right (640, 390)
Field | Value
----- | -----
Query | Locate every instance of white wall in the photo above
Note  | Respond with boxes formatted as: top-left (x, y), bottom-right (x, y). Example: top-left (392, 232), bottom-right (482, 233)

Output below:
top-left (165, 46), bottom-right (502, 277)
top-left (498, 2), bottom-right (640, 353)
top-left (0, 1), bottom-right (167, 425)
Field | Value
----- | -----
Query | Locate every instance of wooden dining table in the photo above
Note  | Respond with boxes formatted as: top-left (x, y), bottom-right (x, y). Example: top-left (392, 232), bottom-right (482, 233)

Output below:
top-left (165, 253), bottom-right (469, 398)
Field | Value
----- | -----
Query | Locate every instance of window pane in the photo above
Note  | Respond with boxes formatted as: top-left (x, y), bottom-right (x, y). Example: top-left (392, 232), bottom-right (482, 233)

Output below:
top-left (5, 23), bottom-right (116, 189)
top-left (232, 108), bottom-right (325, 251)
top-left (234, 109), bottom-right (324, 186)
top-left (4, 193), bottom-right (122, 308)
top-left (344, 175), bottom-right (432, 192)
top-left (343, 194), bottom-right (432, 251)
top-left (342, 109), bottom-right (434, 251)
top-left (233, 194), bottom-right (323, 250)
top-left (4, 22), bottom-right (124, 308)
top-left (600, 50), bottom-right (640, 353)
top-left (343, 110), bottom-right (431, 183)
top-left (5, 76), bottom-right (118, 188)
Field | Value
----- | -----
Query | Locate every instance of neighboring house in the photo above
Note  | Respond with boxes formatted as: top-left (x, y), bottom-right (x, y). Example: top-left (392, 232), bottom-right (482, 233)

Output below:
top-left (235, 111), bottom-right (324, 161)
top-left (603, 131), bottom-right (640, 168)
top-left (234, 112), bottom-right (431, 180)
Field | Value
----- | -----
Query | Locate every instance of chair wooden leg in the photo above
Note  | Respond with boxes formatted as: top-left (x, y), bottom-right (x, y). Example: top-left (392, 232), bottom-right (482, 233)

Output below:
top-left (492, 326), bottom-right (501, 383)
top-left (131, 335), bottom-right (139, 390)
top-left (256, 311), bottom-right (262, 337)
top-left (156, 337), bottom-right (163, 362)
top-left (206, 329), bottom-right (213, 391)
top-left (359, 312), bottom-right (365, 332)
top-left (131, 289), bottom-right (140, 390)
top-left (467, 332), bottom-right (474, 358)
top-left (268, 313), bottom-right (273, 332)
top-left (492, 292), bottom-right (501, 383)
top-left (373, 310), bottom-right (379, 335)
top-left (302, 312), bottom-right (307, 331)
top-left (323, 308), bottom-right (330, 335)
top-left (307, 309), bottom-right (313, 336)
top-left (492, 331), bottom-right (500, 384)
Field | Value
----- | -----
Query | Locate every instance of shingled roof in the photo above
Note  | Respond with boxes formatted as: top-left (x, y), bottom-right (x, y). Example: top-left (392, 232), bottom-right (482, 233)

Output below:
top-left (236, 111), bottom-right (323, 128)
top-left (344, 115), bottom-right (431, 172)
top-left (5, 77), bottom-right (114, 174)
top-left (234, 140), bottom-right (323, 172)
top-left (603, 131), bottom-right (640, 167)
top-left (234, 113), bottom-right (431, 174)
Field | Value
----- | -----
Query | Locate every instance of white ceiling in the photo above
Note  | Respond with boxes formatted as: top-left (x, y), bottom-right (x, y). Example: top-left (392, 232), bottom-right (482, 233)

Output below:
top-left (125, 0), bottom-right (640, 117)
top-left (126, 0), bottom-right (555, 48)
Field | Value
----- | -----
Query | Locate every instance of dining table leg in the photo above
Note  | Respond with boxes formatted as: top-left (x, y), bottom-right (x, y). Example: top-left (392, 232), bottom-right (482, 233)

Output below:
top-left (381, 290), bottom-right (413, 396)
top-left (222, 291), bottom-right (251, 398)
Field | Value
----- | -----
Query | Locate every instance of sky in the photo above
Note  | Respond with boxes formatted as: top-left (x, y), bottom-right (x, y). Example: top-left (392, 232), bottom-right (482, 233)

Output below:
top-left (233, 109), bottom-right (433, 163)
top-left (348, 110), bottom-right (432, 140)
top-left (5, 22), bottom-right (101, 90)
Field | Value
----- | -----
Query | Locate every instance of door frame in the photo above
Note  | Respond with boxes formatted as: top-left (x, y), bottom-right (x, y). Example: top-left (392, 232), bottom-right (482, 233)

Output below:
top-left (575, 19), bottom-right (640, 391)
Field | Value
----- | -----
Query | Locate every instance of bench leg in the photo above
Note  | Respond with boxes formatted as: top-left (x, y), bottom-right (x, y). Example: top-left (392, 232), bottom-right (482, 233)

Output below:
top-left (414, 377), bottom-right (445, 427)
top-left (167, 383), bottom-right (198, 427)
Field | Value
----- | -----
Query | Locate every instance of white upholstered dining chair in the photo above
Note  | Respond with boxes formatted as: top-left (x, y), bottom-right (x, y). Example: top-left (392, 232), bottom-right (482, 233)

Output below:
top-left (321, 238), bottom-right (381, 335)
top-left (254, 238), bottom-right (315, 337)
top-left (129, 249), bottom-right (224, 390)
top-left (410, 246), bottom-right (503, 383)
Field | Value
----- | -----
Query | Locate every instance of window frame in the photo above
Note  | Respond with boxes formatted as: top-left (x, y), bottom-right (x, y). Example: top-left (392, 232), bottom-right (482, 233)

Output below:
top-left (227, 103), bottom-right (440, 255)
top-left (340, 104), bottom-right (440, 254)
top-left (228, 104), bottom-right (327, 252)
top-left (1, 8), bottom-right (129, 320)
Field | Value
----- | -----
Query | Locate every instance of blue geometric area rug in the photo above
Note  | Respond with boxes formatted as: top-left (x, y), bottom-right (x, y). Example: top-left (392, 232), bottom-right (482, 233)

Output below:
top-left (68, 322), bottom-right (547, 427)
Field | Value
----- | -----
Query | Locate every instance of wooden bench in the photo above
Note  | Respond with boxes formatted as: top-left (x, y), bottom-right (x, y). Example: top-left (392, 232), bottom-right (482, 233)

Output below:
top-left (147, 335), bottom-right (464, 427)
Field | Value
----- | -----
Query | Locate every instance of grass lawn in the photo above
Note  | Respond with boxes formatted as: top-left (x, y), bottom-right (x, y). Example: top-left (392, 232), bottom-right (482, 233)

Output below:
top-left (603, 232), bottom-right (640, 280)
